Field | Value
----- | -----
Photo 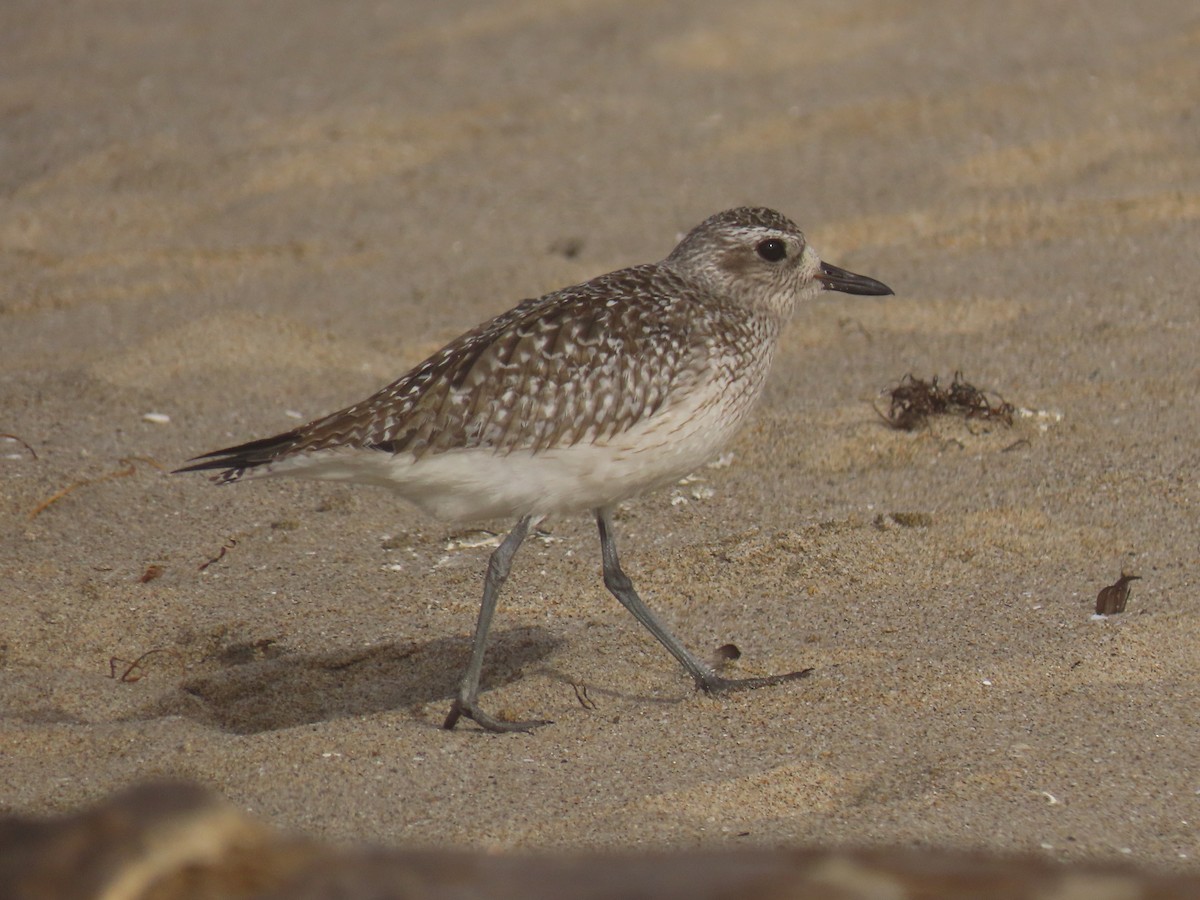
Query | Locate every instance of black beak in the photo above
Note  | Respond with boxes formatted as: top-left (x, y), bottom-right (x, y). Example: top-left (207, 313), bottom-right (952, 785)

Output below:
top-left (816, 261), bottom-right (893, 296)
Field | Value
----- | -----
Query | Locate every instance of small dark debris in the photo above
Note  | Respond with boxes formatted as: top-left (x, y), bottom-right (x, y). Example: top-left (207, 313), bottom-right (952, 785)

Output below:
top-left (198, 537), bottom-right (238, 571)
top-left (879, 372), bottom-right (1015, 431)
top-left (29, 456), bottom-right (165, 520)
top-left (1096, 573), bottom-right (1141, 615)
top-left (549, 236), bottom-right (584, 259)
top-left (138, 564), bottom-right (165, 583)
top-left (572, 682), bottom-right (597, 710)
top-left (713, 643), bottom-right (742, 665)
top-left (108, 648), bottom-right (177, 683)
top-left (109, 655), bottom-right (142, 682)
top-left (0, 433), bottom-right (38, 460)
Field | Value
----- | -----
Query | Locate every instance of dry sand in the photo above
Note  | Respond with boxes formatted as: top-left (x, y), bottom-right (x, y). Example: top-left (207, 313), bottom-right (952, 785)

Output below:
top-left (2, 0), bottom-right (1199, 881)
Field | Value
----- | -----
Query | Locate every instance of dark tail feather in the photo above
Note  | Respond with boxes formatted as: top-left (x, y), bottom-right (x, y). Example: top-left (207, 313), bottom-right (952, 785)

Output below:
top-left (173, 428), bottom-right (302, 482)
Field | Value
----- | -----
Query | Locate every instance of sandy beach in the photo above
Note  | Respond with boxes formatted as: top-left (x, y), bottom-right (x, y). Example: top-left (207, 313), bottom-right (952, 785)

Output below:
top-left (2, 0), bottom-right (1199, 886)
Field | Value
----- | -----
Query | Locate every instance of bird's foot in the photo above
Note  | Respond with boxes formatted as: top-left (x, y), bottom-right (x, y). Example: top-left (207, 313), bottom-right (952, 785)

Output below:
top-left (698, 667), bottom-right (813, 695)
top-left (442, 698), bottom-right (552, 733)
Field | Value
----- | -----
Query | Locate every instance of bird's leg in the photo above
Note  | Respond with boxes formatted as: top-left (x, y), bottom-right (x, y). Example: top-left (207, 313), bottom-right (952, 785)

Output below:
top-left (595, 508), bottom-right (812, 695)
top-left (443, 515), bottom-right (550, 732)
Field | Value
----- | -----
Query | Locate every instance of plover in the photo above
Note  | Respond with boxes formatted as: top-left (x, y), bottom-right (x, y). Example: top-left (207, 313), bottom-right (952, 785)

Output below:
top-left (178, 207), bottom-right (893, 732)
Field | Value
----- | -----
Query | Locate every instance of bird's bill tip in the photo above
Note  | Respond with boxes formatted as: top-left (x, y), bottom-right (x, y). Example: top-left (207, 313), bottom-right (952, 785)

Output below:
top-left (816, 261), bottom-right (894, 296)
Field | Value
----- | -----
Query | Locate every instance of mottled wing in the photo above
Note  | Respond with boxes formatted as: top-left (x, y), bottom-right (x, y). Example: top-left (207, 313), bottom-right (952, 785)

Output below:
top-left (325, 264), bottom-right (707, 457)
top-left (179, 265), bottom-right (720, 479)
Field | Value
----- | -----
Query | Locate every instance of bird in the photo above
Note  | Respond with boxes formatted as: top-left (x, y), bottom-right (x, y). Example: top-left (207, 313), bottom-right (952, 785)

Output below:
top-left (177, 207), bottom-right (893, 732)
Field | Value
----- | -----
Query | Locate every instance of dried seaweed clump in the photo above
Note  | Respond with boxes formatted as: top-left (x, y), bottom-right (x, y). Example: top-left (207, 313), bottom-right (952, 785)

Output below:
top-left (879, 372), bottom-right (1015, 431)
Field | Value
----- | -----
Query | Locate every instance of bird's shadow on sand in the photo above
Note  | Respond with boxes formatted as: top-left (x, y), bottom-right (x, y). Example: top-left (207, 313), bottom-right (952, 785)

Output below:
top-left (152, 627), bottom-right (560, 734)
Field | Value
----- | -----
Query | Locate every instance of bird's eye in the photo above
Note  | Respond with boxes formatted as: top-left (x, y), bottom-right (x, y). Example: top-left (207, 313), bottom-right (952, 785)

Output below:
top-left (755, 238), bottom-right (787, 262)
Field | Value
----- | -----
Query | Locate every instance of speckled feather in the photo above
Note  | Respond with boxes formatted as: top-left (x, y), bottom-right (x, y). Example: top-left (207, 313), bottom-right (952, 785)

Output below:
top-left (184, 209), bottom-right (808, 483)
top-left (317, 265), bottom-right (773, 459)
top-left (179, 206), bottom-right (893, 521)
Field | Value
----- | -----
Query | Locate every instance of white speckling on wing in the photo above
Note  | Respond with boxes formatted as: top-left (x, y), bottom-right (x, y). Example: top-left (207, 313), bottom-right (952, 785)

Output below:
top-left (275, 263), bottom-right (772, 459)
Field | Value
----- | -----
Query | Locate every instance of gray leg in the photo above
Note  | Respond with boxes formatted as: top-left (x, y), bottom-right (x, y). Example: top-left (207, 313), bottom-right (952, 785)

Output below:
top-left (443, 515), bottom-right (549, 732)
top-left (596, 507), bottom-right (811, 695)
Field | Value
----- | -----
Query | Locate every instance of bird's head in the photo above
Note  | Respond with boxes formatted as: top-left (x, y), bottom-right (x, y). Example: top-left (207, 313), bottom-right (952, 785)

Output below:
top-left (665, 207), bottom-right (892, 318)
